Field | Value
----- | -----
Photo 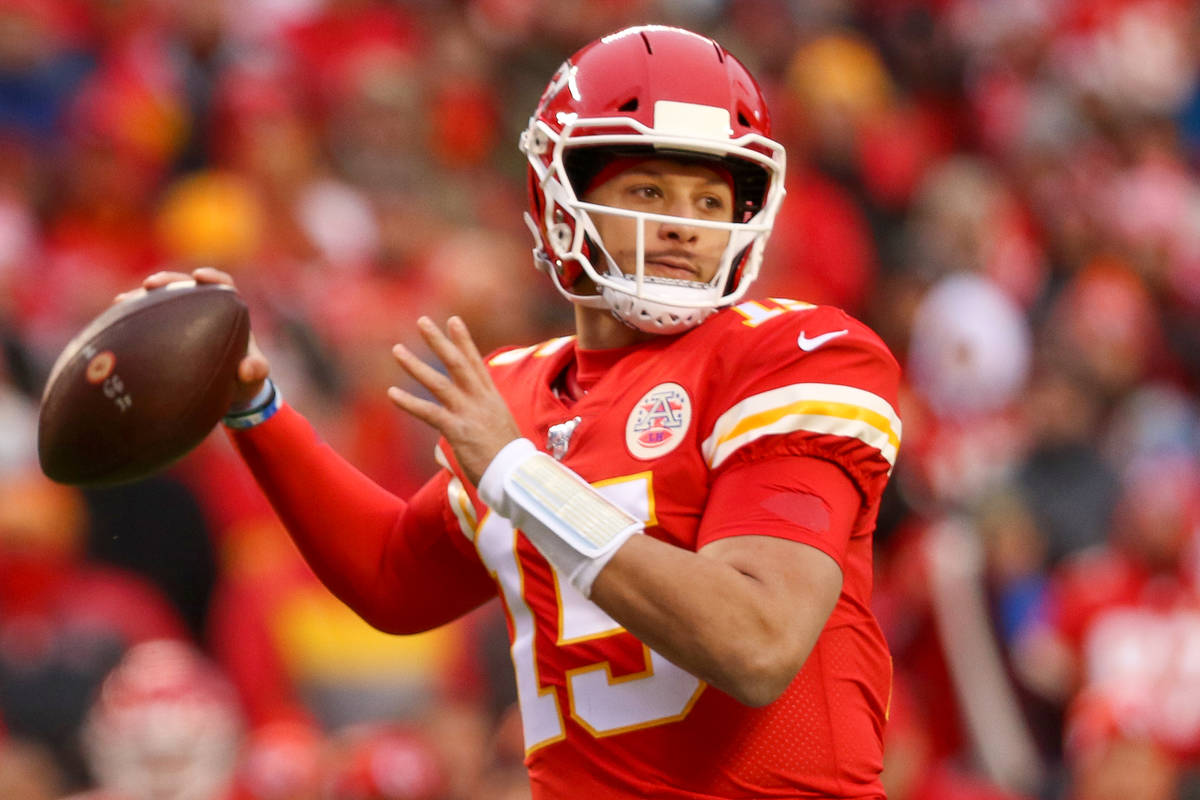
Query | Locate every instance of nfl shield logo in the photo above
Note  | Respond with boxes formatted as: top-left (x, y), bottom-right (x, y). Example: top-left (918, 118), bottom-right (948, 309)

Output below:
top-left (547, 416), bottom-right (582, 460)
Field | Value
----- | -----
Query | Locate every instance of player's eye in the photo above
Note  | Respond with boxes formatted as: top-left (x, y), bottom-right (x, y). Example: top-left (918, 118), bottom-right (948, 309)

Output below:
top-left (628, 184), bottom-right (662, 201)
top-left (698, 193), bottom-right (733, 219)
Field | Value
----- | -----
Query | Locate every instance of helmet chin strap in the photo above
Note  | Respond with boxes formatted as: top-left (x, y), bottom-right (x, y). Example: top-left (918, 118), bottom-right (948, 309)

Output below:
top-left (551, 253), bottom-right (719, 335)
top-left (602, 286), bottom-right (717, 334)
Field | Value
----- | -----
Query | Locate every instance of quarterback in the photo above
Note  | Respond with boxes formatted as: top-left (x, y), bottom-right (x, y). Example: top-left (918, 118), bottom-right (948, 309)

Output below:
top-left (144, 25), bottom-right (902, 799)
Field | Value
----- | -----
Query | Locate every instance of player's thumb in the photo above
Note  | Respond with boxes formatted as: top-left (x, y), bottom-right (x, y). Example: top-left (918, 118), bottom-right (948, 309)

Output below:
top-left (243, 334), bottom-right (270, 378)
top-left (238, 355), bottom-right (270, 385)
top-left (230, 334), bottom-right (271, 408)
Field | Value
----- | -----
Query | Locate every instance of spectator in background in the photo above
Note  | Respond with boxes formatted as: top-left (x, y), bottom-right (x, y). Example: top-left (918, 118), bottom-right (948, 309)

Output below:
top-left (1014, 452), bottom-right (1200, 796)
top-left (883, 674), bottom-right (1036, 800)
top-left (901, 271), bottom-right (1032, 509)
top-left (757, 30), bottom-right (887, 316)
top-left (1065, 698), bottom-right (1182, 800)
top-left (0, 0), bottom-right (92, 142)
top-left (70, 639), bottom-right (246, 800)
top-left (319, 721), bottom-right (448, 800)
top-left (1016, 355), bottom-right (1119, 562)
top-left (0, 735), bottom-right (67, 800)
top-left (0, 469), bottom-right (189, 791)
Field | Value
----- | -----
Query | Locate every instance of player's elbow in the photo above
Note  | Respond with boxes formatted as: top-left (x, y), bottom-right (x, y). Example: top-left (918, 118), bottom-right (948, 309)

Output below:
top-left (369, 618), bottom-right (426, 636)
top-left (727, 677), bottom-right (790, 708)
top-left (721, 646), bottom-right (807, 707)
top-left (338, 595), bottom-right (432, 637)
top-left (718, 605), bottom-right (826, 706)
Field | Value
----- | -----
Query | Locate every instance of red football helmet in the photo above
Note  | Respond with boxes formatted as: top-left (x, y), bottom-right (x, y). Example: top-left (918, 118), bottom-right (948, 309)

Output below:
top-left (81, 640), bottom-right (245, 800)
top-left (520, 25), bottom-right (787, 334)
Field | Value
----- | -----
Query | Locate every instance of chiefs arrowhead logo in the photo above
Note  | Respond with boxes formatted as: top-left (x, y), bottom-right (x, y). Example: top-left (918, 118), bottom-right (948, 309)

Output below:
top-left (626, 382), bottom-right (691, 460)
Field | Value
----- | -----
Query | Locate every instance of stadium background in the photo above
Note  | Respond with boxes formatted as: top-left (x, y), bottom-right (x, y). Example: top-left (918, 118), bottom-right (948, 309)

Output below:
top-left (1, 1), bottom-right (1199, 798)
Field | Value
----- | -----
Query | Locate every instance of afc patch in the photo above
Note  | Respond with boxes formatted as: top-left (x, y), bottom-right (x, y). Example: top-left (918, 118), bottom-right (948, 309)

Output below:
top-left (626, 382), bottom-right (691, 460)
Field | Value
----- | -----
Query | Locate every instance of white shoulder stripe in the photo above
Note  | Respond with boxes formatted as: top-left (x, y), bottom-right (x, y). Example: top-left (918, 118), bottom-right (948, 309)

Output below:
top-left (487, 335), bottom-right (576, 366)
top-left (702, 383), bottom-right (902, 471)
top-left (488, 345), bottom-right (537, 366)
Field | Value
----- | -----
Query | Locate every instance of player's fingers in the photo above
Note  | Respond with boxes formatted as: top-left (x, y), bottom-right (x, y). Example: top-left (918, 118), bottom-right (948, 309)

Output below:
top-left (446, 316), bottom-right (493, 385)
top-left (142, 270), bottom-right (193, 290)
top-left (192, 266), bottom-right (236, 287)
top-left (115, 270), bottom-right (189, 303)
top-left (392, 342), bottom-right (458, 403)
top-left (416, 317), bottom-right (478, 390)
top-left (387, 385), bottom-right (452, 431)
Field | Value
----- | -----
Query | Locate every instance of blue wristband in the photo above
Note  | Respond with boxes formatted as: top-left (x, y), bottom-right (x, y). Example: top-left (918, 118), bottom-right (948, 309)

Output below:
top-left (222, 379), bottom-right (282, 430)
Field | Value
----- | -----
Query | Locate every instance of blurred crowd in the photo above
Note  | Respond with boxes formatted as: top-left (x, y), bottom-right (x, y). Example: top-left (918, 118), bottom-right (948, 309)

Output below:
top-left (1, 0), bottom-right (1199, 798)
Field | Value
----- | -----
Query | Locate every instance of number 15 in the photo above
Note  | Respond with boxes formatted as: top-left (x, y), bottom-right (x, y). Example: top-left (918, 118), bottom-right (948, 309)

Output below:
top-left (474, 473), bottom-right (706, 753)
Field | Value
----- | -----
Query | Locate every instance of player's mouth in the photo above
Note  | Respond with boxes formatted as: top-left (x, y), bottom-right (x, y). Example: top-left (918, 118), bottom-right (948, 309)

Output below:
top-left (643, 253), bottom-right (701, 281)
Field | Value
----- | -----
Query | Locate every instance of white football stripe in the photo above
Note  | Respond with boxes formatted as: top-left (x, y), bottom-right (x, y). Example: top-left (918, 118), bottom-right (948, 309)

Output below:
top-left (488, 345), bottom-right (537, 366)
top-left (702, 383), bottom-right (902, 470)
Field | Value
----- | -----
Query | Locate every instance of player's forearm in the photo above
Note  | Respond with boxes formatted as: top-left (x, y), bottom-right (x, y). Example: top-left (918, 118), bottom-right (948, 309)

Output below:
top-left (232, 406), bottom-right (497, 633)
top-left (588, 535), bottom-right (827, 707)
top-left (230, 407), bottom-right (403, 606)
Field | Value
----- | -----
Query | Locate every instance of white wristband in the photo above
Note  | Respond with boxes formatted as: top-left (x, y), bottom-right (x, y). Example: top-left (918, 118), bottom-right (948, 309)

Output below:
top-left (478, 438), bottom-right (641, 596)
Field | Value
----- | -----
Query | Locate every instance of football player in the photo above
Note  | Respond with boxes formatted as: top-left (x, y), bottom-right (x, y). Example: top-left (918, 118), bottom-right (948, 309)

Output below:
top-left (142, 25), bottom-right (902, 799)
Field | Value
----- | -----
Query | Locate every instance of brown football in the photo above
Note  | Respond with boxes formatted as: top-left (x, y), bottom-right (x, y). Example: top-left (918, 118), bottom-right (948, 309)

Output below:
top-left (38, 280), bottom-right (250, 486)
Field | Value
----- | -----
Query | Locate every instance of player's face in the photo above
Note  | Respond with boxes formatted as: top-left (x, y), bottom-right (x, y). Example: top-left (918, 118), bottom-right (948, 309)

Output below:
top-left (583, 159), bottom-right (734, 284)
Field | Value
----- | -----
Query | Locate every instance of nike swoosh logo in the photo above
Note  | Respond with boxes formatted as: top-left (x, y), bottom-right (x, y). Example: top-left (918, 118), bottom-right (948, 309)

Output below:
top-left (797, 329), bottom-right (849, 351)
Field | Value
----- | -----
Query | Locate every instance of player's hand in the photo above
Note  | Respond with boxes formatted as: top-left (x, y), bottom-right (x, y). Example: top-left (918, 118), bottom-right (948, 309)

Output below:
top-left (117, 267), bottom-right (271, 411)
top-left (388, 316), bottom-right (522, 486)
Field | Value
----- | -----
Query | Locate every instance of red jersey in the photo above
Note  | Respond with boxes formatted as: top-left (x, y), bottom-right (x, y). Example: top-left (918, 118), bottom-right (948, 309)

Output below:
top-left (1047, 544), bottom-right (1200, 761)
top-left (233, 297), bottom-right (902, 799)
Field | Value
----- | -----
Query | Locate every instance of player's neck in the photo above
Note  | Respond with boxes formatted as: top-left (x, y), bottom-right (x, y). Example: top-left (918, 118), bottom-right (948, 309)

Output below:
top-left (574, 305), bottom-right (656, 350)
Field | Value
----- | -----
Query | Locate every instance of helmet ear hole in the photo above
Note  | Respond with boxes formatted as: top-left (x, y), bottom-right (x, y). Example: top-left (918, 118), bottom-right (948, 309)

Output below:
top-left (549, 223), bottom-right (573, 254)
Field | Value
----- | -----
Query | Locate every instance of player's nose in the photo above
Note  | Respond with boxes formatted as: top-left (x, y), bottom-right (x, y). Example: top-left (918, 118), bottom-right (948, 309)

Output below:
top-left (656, 205), bottom-right (701, 243)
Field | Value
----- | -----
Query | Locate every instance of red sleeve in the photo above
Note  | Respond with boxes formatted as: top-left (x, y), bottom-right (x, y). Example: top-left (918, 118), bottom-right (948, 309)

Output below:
top-left (229, 404), bottom-right (496, 634)
top-left (701, 308), bottom-right (902, 503)
top-left (697, 454), bottom-right (861, 569)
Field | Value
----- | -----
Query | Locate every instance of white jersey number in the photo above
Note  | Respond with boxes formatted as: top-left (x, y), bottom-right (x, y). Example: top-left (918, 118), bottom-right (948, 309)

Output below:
top-left (474, 474), bottom-right (705, 753)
